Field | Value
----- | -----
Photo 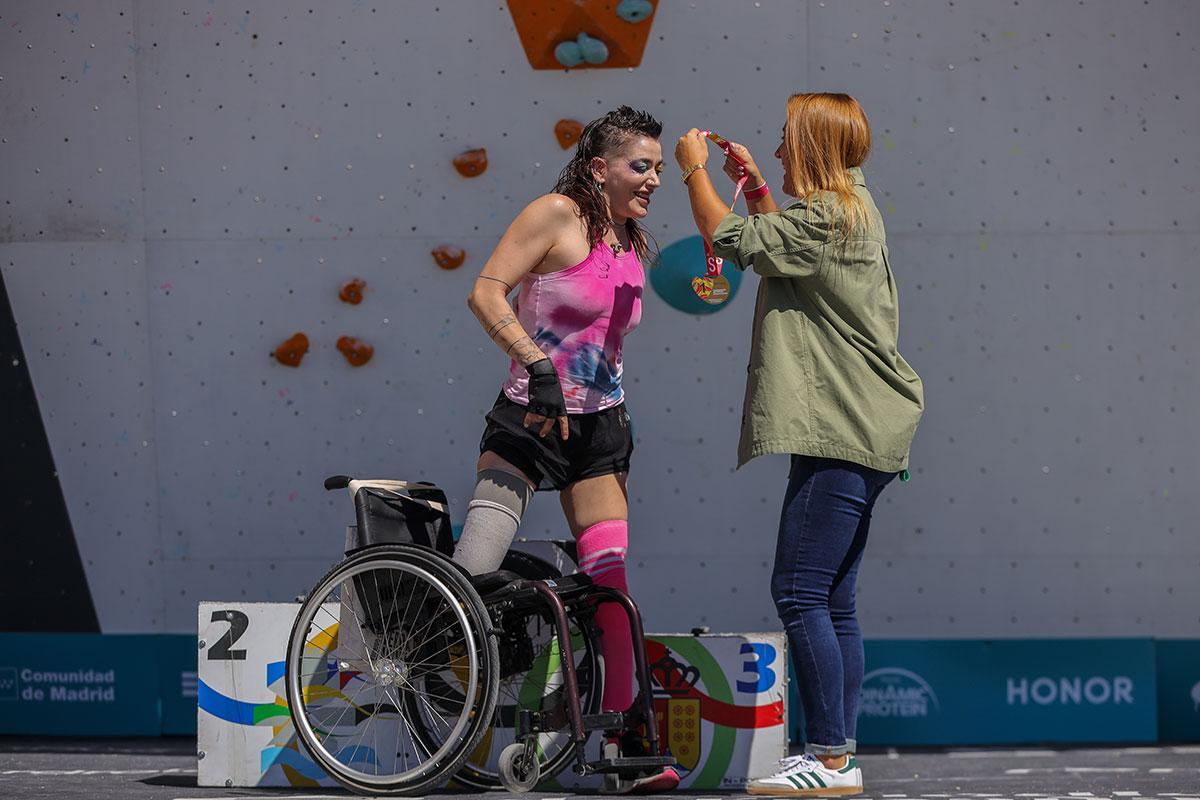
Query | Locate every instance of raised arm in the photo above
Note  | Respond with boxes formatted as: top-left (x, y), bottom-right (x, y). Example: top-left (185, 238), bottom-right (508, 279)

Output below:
top-left (675, 129), bottom-right (726, 244)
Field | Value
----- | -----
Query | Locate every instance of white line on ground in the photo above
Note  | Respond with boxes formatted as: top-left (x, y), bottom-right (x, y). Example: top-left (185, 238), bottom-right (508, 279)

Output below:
top-left (2, 768), bottom-right (198, 776)
top-left (1112, 793), bottom-right (1141, 797)
top-left (1004, 767), bottom-right (1137, 775)
top-left (949, 750), bottom-right (1057, 758)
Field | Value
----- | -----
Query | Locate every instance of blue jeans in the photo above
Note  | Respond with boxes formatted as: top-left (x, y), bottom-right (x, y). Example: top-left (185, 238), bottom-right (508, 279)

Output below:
top-left (771, 455), bottom-right (896, 756)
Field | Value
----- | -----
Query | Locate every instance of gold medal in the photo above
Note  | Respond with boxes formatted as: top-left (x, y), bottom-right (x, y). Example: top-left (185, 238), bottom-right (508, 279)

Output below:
top-left (692, 274), bottom-right (730, 305)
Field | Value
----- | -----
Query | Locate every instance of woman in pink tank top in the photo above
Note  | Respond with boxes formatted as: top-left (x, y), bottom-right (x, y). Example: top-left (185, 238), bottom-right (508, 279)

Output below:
top-left (453, 107), bottom-right (679, 792)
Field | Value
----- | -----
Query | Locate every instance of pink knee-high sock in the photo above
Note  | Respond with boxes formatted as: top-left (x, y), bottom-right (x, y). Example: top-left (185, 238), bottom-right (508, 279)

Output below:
top-left (576, 519), bottom-right (634, 714)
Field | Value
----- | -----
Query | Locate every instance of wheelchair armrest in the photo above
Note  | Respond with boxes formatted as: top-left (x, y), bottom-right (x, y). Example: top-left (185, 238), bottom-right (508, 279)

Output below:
top-left (470, 569), bottom-right (525, 599)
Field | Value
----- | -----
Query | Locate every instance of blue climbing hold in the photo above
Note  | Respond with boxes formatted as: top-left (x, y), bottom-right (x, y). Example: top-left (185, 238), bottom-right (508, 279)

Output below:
top-left (554, 39), bottom-right (584, 68)
top-left (556, 33), bottom-right (609, 67)
top-left (616, 0), bottom-right (654, 24)
top-left (576, 32), bottom-right (609, 65)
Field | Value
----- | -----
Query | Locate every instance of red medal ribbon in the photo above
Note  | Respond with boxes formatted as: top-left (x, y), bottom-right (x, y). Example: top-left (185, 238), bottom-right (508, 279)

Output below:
top-left (691, 131), bottom-right (747, 302)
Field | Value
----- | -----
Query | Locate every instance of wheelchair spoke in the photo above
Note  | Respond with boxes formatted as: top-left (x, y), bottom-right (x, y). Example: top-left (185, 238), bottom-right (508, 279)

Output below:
top-left (410, 683), bottom-right (454, 732)
top-left (392, 684), bottom-right (436, 762)
top-left (340, 588), bottom-right (379, 673)
top-left (316, 678), bottom-right (373, 746)
top-left (399, 600), bottom-right (454, 659)
top-left (400, 581), bottom-right (434, 654)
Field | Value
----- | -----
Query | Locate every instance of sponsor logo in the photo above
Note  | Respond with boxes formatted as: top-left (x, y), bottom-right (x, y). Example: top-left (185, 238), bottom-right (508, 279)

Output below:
top-left (10, 668), bottom-right (117, 703)
top-left (1006, 676), bottom-right (1134, 706)
top-left (860, 667), bottom-right (940, 718)
top-left (0, 668), bottom-right (16, 701)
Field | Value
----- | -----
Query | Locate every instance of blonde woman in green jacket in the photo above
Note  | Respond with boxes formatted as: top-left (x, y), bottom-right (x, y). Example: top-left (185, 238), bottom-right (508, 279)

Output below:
top-left (676, 93), bottom-right (923, 797)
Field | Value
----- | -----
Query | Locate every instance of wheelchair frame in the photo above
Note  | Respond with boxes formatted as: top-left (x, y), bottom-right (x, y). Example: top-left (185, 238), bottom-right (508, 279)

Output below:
top-left (283, 475), bottom-right (675, 796)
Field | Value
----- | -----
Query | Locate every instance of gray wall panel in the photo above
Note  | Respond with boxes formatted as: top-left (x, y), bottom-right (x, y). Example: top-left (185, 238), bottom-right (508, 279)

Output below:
top-left (806, 0), bottom-right (1198, 234)
top-left (0, 2), bottom-right (144, 243)
top-left (1, 241), bottom-right (162, 632)
top-left (1, 1), bottom-right (1195, 637)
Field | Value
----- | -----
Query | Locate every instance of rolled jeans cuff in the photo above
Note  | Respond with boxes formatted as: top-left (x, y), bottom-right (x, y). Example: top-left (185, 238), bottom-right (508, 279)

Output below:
top-left (804, 741), bottom-right (851, 757)
top-left (845, 738), bottom-right (856, 754)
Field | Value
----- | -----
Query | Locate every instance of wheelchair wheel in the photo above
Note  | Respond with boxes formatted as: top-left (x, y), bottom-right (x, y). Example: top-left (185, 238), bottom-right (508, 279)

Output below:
top-left (498, 742), bottom-right (541, 792)
top-left (285, 544), bottom-right (499, 796)
top-left (425, 552), bottom-right (603, 790)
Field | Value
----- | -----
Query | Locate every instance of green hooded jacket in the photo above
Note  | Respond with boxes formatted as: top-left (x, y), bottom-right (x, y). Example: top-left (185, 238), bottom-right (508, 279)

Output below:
top-left (712, 167), bottom-right (924, 472)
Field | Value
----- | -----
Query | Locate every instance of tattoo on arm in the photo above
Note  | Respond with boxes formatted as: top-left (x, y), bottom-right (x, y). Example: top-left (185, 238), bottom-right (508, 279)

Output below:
top-left (487, 314), bottom-right (517, 339)
top-left (506, 336), bottom-right (545, 367)
top-left (478, 275), bottom-right (513, 292)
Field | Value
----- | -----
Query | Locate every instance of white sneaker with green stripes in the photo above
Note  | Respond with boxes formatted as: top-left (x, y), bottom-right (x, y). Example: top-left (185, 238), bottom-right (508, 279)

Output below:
top-left (746, 753), bottom-right (863, 796)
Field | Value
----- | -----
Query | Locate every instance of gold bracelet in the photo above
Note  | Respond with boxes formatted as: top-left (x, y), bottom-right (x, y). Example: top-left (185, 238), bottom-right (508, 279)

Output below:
top-left (680, 163), bottom-right (707, 184)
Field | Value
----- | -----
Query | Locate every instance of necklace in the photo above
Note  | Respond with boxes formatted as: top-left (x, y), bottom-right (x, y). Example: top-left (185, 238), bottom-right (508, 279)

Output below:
top-left (607, 232), bottom-right (627, 255)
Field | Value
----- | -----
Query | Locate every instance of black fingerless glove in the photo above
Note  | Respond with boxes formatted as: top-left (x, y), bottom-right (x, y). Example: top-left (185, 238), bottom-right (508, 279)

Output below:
top-left (525, 358), bottom-right (567, 419)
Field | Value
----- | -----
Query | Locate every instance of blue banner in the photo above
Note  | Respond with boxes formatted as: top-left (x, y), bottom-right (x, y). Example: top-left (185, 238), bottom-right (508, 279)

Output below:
top-left (854, 639), bottom-right (1158, 745)
top-left (1156, 639), bottom-right (1200, 741)
top-left (0, 634), bottom-right (163, 735)
top-left (159, 634), bottom-right (198, 735)
top-left (1, 633), bottom-right (1191, 742)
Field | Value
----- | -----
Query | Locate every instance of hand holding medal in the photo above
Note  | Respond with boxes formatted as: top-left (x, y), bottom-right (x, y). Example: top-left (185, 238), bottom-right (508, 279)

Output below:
top-left (686, 131), bottom-right (750, 306)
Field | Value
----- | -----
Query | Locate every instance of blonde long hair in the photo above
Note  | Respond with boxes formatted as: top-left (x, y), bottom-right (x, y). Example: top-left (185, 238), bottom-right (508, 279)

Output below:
top-left (783, 93), bottom-right (871, 240)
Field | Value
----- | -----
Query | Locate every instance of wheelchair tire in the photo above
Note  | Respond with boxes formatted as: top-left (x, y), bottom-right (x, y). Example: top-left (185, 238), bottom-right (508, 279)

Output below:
top-left (285, 544), bottom-right (499, 796)
top-left (498, 742), bottom-right (541, 793)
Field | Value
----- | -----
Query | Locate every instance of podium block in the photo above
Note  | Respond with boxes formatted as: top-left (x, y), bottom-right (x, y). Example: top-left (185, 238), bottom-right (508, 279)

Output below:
top-left (197, 600), bottom-right (786, 789)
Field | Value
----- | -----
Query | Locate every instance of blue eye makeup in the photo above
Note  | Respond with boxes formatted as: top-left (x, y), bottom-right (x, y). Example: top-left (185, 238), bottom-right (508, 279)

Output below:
top-left (631, 160), bottom-right (663, 175)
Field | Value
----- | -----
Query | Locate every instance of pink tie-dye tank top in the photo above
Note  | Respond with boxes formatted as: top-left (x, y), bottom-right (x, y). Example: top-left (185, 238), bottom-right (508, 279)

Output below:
top-left (503, 241), bottom-right (644, 414)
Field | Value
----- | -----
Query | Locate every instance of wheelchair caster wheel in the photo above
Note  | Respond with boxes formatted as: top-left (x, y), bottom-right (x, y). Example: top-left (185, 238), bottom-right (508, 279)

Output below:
top-left (499, 742), bottom-right (541, 792)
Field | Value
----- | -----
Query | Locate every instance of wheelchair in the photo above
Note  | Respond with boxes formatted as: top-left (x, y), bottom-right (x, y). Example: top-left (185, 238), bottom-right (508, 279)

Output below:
top-left (284, 475), bottom-right (676, 796)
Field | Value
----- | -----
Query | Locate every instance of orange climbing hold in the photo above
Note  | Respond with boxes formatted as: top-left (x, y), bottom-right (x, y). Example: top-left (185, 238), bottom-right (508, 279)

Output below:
top-left (432, 245), bottom-right (467, 270)
top-left (274, 333), bottom-right (309, 368)
top-left (507, 0), bottom-right (659, 70)
top-left (453, 149), bottom-right (488, 177)
top-left (555, 119), bottom-right (583, 149)
top-left (337, 336), bottom-right (374, 367)
top-left (339, 278), bottom-right (367, 304)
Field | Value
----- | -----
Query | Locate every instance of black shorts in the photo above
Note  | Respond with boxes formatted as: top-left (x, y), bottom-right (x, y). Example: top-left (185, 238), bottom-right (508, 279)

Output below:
top-left (479, 392), bottom-right (634, 491)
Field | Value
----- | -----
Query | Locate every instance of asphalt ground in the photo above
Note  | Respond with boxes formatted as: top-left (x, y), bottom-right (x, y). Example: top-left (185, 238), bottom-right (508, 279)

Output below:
top-left (1, 739), bottom-right (1198, 800)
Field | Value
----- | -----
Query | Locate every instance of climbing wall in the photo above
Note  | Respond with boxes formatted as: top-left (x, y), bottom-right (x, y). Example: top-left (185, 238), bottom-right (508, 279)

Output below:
top-left (1, 1), bottom-right (1196, 638)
